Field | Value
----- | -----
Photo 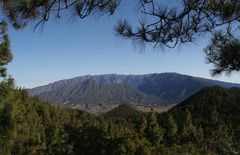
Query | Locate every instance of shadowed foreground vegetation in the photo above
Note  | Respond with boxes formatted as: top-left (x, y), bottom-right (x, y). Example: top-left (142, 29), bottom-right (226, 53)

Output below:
top-left (0, 82), bottom-right (239, 154)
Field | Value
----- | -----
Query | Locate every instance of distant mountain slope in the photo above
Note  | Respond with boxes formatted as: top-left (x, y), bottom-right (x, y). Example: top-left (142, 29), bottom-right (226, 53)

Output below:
top-left (138, 73), bottom-right (240, 103)
top-left (29, 73), bottom-right (240, 106)
top-left (29, 74), bottom-right (146, 96)
top-left (38, 78), bottom-right (160, 106)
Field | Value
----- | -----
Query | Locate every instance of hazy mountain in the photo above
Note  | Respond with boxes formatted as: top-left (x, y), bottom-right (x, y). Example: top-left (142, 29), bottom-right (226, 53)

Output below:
top-left (29, 74), bottom-right (146, 96)
top-left (37, 78), bottom-right (160, 106)
top-left (138, 73), bottom-right (240, 103)
top-left (29, 73), bottom-right (240, 107)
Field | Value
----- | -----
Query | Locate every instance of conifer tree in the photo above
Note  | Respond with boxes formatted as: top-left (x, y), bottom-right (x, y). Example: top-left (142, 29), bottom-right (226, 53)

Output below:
top-left (180, 109), bottom-right (197, 144)
top-left (146, 112), bottom-right (164, 146)
top-left (164, 113), bottom-right (178, 145)
top-left (1, 0), bottom-right (240, 76)
top-left (0, 21), bottom-right (12, 80)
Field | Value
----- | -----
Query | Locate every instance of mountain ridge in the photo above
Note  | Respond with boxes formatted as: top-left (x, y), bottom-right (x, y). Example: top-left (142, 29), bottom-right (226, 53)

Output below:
top-left (37, 77), bottom-right (160, 106)
top-left (29, 72), bottom-right (240, 95)
top-left (28, 73), bottom-right (240, 111)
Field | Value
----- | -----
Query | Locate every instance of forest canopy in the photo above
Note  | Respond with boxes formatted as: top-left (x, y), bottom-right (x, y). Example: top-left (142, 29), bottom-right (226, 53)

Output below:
top-left (0, 86), bottom-right (239, 154)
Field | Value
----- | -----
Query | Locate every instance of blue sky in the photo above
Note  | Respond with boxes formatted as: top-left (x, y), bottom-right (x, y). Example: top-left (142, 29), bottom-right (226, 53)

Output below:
top-left (7, 1), bottom-right (240, 88)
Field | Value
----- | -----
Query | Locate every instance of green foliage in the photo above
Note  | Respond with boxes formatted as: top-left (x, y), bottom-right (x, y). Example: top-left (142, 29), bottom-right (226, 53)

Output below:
top-left (205, 31), bottom-right (240, 75)
top-left (1, 0), bottom-right (120, 29)
top-left (2, 0), bottom-right (240, 76)
top-left (0, 21), bottom-right (12, 80)
top-left (0, 86), bottom-right (239, 154)
top-left (145, 112), bottom-right (164, 146)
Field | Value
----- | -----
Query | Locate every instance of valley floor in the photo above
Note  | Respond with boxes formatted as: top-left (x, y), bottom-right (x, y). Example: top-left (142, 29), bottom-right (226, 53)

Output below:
top-left (63, 104), bottom-right (175, 115)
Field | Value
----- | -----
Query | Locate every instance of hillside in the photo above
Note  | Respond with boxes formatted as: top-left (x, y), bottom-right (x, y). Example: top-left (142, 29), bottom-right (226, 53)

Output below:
top-left (28, 73), bottom-right (240, 110)
top-left (37, 78), bottom-right (160, 106)
top-left (157, 86), bottom-right (240, 154)
top-left (105, 104), bottom-right (143, 118)
top-left (1, 85), bottom-right (240, 154)
top-left (137, 73), bottom-right (240, 103)
top-left (107, 86), bottom-right (240, 154)
top-left (29, 74), bottom-right (146, 96)
top-left (169, 86), bottom-right (240, 131)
